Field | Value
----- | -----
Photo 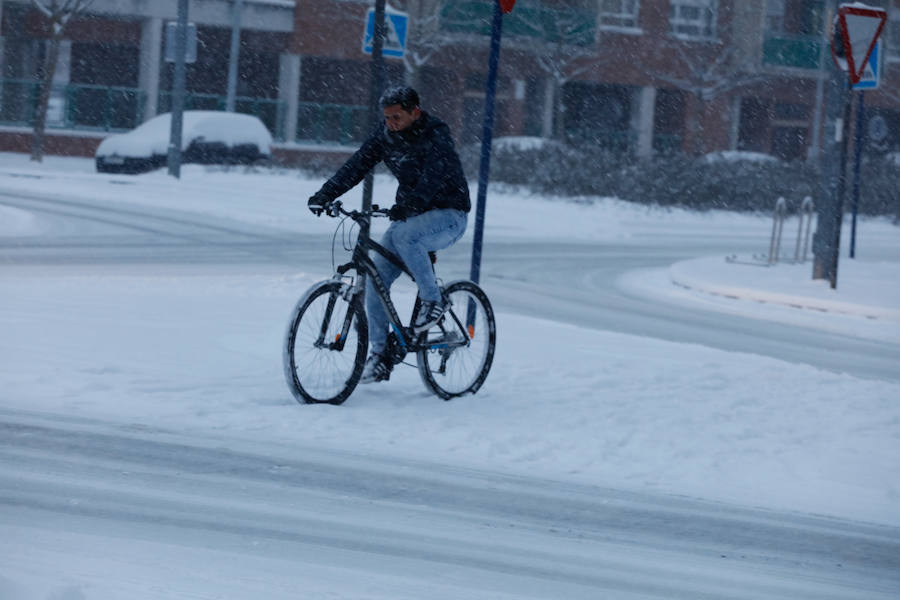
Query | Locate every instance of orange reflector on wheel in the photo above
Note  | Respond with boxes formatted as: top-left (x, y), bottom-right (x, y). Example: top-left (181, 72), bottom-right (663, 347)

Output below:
top-left (467, 324), bottom-right (475, 339)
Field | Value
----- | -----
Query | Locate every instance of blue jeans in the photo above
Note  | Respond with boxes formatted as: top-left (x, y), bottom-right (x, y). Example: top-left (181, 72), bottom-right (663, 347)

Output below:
top-left (366, 208), bottom-right (467, 356)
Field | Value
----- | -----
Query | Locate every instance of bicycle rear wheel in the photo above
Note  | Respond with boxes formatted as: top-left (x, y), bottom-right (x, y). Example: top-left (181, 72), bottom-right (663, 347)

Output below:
top-left (416, 280), bottom-right (496, 400)
top-left (283, 280), bottom-right (368, 405)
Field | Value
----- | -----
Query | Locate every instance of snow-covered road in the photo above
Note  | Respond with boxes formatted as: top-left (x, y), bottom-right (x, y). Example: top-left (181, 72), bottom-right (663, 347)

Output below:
top-left (2, 409), bottom-right (898, 600)
top-left (1, 157), bottom-right (898, 598)
top-left (4, 188), bottom-right (897, 382)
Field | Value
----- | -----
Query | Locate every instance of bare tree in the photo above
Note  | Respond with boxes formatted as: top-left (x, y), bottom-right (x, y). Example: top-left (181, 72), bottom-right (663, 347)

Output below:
top-left (509, 0), bottom-right (607, 139)
top-left (29, 0), bottom-right (94, 162)
top-left (403, 0), bottom-right (449, 88)
top-left (403, 1), bottom-right (607, 139)
top-left (402, 0), bottom-right (484, 89)
top-left (642, 34), bottom-right (768, 155)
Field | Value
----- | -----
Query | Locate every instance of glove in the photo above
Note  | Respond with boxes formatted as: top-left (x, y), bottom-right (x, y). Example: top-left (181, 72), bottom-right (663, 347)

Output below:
top-left (308, 192), bottom-right (331, 216)
top-left (388, 204), bottom-right (412, 222)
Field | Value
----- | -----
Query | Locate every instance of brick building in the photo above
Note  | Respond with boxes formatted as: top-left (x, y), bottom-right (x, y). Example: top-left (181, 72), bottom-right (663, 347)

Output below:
top-left (0, 0), bottom-right (898, 162)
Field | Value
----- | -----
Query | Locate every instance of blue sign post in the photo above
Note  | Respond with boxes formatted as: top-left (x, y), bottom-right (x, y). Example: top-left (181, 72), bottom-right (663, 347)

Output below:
top-left (848, 41), bottom-right (881, 258)
top-left (849, 90), bottom-right (865, 258)
top-left (469, 0), bottom-right (506, 286)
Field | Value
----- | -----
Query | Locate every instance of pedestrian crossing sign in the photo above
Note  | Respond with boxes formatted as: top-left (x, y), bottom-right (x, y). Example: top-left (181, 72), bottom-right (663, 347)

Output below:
top-left (363, 7), bottom-right (408, 59)
top-left (852, 39), bottom-right (881, 90)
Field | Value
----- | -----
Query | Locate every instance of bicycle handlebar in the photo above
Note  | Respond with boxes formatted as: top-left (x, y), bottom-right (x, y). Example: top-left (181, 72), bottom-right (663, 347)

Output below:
top-left (326, 200), bottom-right (390, 220)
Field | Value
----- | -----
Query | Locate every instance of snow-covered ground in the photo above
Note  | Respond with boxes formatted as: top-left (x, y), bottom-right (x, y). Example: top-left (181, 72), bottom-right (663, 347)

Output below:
top-left (1, 152), bottom-right (898, 598)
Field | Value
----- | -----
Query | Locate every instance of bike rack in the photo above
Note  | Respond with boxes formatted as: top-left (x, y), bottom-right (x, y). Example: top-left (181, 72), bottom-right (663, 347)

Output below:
top-left (768, 197), bottom-right (787, 265)
top-left (728, 196), bottom-right (816, 267)
top-left (793, 196), bottom-right (815, 264)
top-left (768, 196), bottom-right (815, 265)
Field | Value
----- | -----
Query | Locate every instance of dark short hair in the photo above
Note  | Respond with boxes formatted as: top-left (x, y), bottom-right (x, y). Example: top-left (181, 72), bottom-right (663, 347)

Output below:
top-left (379, 86), bottom-right (419, 111)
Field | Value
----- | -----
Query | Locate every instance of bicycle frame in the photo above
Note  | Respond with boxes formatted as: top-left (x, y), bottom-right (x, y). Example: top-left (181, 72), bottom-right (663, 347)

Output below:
top-left (340, 233), bottom-right (418, 340)
top-left (320, 203), bottom-right (472, 361)
top-left (320, 206), bottom-right (431, 354)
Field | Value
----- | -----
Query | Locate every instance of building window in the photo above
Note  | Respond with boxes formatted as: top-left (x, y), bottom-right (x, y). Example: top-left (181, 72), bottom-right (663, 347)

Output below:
top-left (766, 0), bottom-right (785, 32)
top-left (669, 0), bottom-right (717, 39)
top-left (774, 102), bottom-right (810, 121)
top-left (889, 10), bottom-right (900, 63)
top-left (598, 0), bottom-right (640, 29)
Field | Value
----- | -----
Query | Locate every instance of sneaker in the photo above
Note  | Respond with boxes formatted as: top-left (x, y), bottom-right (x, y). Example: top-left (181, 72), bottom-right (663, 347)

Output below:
top-left (413, 300), bottom-right (448, 333)
top-left (360, 353), bottom-right (391, 384)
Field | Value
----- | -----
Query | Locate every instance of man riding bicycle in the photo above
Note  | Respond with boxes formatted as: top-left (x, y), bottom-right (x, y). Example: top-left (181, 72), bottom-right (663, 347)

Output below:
top-left (308, 86), bottom-right (471, 384)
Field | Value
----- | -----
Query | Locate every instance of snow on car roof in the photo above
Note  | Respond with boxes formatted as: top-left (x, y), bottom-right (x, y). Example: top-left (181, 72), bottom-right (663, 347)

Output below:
top-left (97, 111), bottom-right (273, 158)
top-left (702, 151), bottom-right (779, 164)
top-left (492, 136), bottom-right (564, 151)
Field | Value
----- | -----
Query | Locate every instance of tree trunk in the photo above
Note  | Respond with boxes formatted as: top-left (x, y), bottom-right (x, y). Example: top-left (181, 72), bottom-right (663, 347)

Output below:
top-left (682, 93), bottom-right (704, 156)
top-left (31, 34), bottom-right (61, 163)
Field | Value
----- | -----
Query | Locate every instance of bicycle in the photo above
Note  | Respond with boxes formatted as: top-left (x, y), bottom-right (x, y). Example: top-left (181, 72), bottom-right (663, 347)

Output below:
top-left (283, 200), bottom-right (496, 405)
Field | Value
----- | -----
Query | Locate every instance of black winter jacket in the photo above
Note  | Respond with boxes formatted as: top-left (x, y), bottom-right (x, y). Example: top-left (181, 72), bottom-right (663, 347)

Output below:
top-left (318, 112), bottom-right (470, 214)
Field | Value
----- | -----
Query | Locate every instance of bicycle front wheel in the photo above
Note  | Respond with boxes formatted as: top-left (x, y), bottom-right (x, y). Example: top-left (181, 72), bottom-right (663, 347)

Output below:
top-left (417, 280), bottom-right (496, 400)
top-left (283, 280), bottom-right (368, 405)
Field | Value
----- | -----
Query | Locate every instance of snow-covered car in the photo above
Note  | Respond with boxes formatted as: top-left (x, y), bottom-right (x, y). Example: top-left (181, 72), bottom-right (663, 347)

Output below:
top-left (95, 111), bottom-right (273, 174)
top-left (884, 151), bottom-right (900, 166)
top-left (491, 136), bottom-right (566, 152)
top-left (701, 150), bottom-right (779, 164)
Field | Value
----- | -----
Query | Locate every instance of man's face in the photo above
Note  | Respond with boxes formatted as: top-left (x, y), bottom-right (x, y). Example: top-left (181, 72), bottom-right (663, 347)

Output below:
top-left (383, 104), bottom-right (421, 132)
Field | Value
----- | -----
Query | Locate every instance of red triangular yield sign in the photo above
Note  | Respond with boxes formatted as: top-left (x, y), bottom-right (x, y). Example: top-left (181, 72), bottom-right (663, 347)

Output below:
top-left (838, 4), bottom-right (887, 84)
top-left (499, 0), bottom-right (516, 14)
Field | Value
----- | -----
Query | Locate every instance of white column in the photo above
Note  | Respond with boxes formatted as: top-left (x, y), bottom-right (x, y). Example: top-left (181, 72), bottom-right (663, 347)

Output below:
top-left (53, 39), bottom-right (71, 85)
top-left (541, 77), bottom-right (555, 138)
top-left (0, 0), bottom-right (6, 115)
top-left (0, 0), bottom-right (6, 77)
top-left (729, 95), bottom-right (742, 150)
top-left (278, 52), bottom-right (301, 143)
top-left (139, 17), bottom-right (163, 121)
top-left (635, 85), bottom-right (656, 158)
top-left (47, 39), bottom-right (71, 126)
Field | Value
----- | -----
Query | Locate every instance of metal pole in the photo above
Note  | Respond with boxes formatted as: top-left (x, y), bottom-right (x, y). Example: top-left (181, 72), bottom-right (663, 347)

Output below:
top-left (469, 0), bottom-right (504, 285)
top-left (849, 90), bottom-right (865, 258)
top-left (795, 196), bottom-right (814, 263)
top-left (801, 197), bottom-right (815, 262)
top-left (167, 0), bottom-right (189, 179)
top-left (812, 0), bottom-right (849, 289)
top-left (769, 197), bottom-right (786, 264)
top-left (826, 85), bottom-right (852, 288)
top-left (361, 0), bottom-right (386, 240)
top-left (225, 0), bottom-right (243, 113)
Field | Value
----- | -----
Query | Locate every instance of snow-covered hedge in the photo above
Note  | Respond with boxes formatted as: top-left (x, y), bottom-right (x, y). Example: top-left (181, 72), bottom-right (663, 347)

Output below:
top-left (855, 156), bottom-right (900, 219)
top-left (460, 141), bottom-right (900, 217)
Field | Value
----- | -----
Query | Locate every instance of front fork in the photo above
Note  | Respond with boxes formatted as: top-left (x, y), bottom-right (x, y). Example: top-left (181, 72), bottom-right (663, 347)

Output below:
top-left (315, 274), bottom-right (361, 351)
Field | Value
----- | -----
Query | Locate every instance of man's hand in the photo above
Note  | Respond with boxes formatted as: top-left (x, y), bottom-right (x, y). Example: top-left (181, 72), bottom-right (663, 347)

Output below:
top-left (308, 193), bottom-right (331, 216)
top-left (388, 204), bottom-right (412, 222)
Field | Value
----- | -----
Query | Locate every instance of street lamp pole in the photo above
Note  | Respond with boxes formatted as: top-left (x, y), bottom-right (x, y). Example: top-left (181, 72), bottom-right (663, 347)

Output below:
top-left (812, 0), bottom-right (850, 288)
top-left (167, 0), bottom-right (189, 179)
top-left (361, 0), bottom-right (386, 239)
top-left (225, 0), bottom-right (244, 112)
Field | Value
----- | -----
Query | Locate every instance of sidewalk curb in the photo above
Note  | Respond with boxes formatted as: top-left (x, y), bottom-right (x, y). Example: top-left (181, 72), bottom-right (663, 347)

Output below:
top-left (669, 260), bottom-right (900, 322)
